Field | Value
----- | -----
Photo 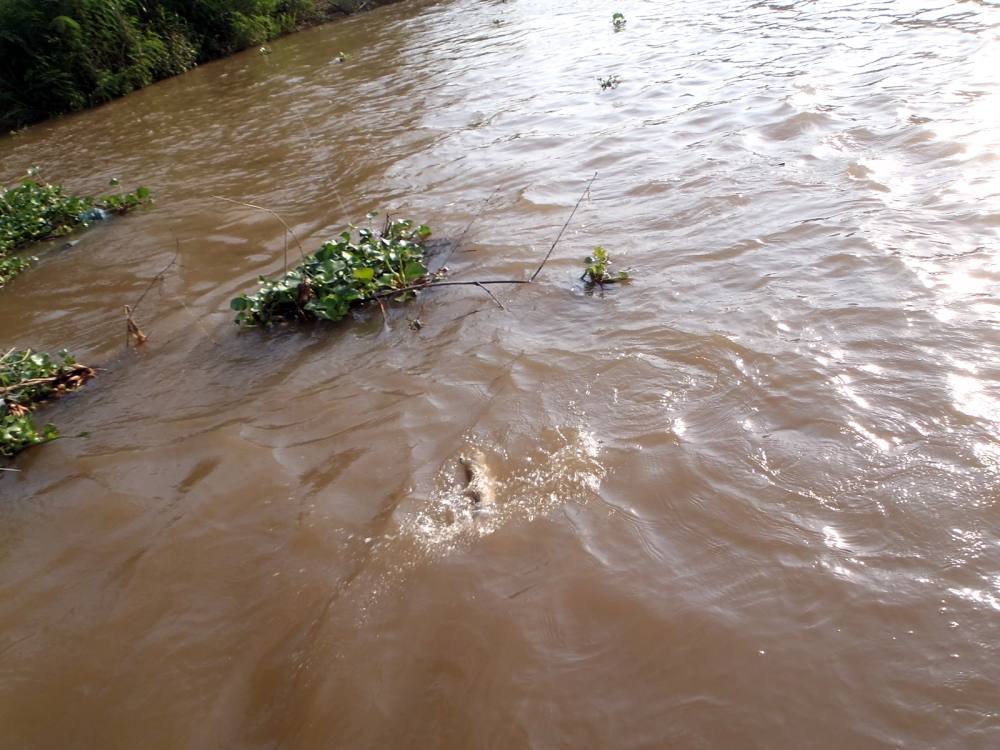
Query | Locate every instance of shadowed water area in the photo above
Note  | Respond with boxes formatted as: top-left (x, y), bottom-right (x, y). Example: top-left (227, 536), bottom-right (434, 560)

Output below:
top-left (2, 0), bottom-right (1000, 747)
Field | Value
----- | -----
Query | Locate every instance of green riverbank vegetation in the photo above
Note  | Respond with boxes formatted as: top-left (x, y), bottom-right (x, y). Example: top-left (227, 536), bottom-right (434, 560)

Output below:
top-left (0, 348), bottom-right (93, 457)
top-left (0, 0), bottom-right (390, 131)
top-left (1, 172), bottom-right (152, 287)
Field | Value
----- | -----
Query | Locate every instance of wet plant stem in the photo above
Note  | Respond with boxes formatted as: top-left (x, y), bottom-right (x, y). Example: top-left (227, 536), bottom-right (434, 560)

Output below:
top-left (210, 194), bottom-right (306, 270)
top-left (529, 171), bottom-right (597, 282)
top-left (375, 173), bottom-right (597, 305)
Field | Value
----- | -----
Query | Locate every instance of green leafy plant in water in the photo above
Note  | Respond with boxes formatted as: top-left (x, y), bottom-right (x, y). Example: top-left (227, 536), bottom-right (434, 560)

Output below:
top-left (230, 216), bottom-right (434, 326)
top-left (1, 348), bottom-right (93, 457)
top-left (599, 74), bottom-right (622, 90)
top-left (612, 12), bottom-right (627, 30)
top-left (0, 173), bottom-right (152, 287)
top-left (582, 246), bottom-right (629, 286)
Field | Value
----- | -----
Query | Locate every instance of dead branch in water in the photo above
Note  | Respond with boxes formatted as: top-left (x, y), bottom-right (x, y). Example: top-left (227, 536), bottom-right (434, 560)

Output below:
top-left (124, 305), bottom-right (148, 347)
top-left (210, 194), bottom-right (307, 272)
top-left (455, 186), bottom-right (502, 254)
top-left (131, 239), bottom-right (180, 315)
top-left (473, 281), bottom-right (506, 310)
top-left (0, 365), bottom-right (95, 396)
top-left (123, 239), bottom-right (181, 348)
top-left (530, 171), bottom-right (597, 282)
top-left (367, 174), bottom-right (596, 311)
top-left (370, 278), bottom-right (529, 300)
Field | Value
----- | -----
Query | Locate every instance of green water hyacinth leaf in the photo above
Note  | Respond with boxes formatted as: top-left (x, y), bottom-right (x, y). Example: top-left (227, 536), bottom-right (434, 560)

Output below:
top-left (353, 268), bottom-right (375, 282)
top-left (403, 261), bottom-right (427, 281)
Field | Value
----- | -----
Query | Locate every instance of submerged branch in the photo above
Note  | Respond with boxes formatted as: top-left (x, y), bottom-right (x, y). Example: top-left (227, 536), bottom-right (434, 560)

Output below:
top-left (370, 278), bottom-right (529, 300)
top-left (0, 365), bottom-right (94, 396)
top-left (473, 281), bottom-right (506, 310)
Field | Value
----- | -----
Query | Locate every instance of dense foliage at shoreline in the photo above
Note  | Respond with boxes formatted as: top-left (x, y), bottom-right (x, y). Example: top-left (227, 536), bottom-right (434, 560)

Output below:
top-left (0, 0), bottom-right (378, 131)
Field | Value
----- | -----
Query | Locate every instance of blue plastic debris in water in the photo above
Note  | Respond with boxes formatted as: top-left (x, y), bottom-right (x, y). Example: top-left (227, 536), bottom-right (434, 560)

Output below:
top-left (78, 207), bottom-right (110, 223)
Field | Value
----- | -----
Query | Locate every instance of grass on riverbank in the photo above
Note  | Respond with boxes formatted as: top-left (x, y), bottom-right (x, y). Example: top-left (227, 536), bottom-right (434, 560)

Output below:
top-left (0, 0), bottom-right (392, 131)
top-left (0, 173), bottom-right (152, 288)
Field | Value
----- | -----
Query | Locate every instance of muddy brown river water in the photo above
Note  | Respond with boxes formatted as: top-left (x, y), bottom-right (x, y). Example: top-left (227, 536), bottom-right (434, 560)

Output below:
top-left (2, 0), bottom-right (1000, 747)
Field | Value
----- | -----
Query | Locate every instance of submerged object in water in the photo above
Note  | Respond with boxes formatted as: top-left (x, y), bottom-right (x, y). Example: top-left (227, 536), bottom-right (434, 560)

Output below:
top-left (459, 449), bottom-right (495, 506)
top-left (78, 207), bottom-right (110, 223)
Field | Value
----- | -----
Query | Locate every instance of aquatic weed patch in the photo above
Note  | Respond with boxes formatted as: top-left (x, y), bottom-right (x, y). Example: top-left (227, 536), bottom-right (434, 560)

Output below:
top-left (230, 216), bottom-right (434, 326)
top-left (1, 349), bottom-right (93, 457)
top-left (0, 174), bottom-right (152, 287)
top-left (581, 246), bottom-right (629, 287)
top-left (230, 173), bottom-right (621, 327)
top-left (599, 74), bottom-right (622, 91)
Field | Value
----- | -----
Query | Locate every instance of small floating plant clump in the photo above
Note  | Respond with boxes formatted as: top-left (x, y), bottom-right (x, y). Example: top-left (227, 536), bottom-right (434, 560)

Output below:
top-left (1, 349), bottom-right (94, 457)
top-left (0, 172), bottom-right (152, 288)
top-left (599, 74), bottom-right (622, 90)
top-left (612, 12), bottom-right (627, 30)
top-left (230, 216), bottom-right (434, 326)
top-left (581, 246), bottom-right (629, 287)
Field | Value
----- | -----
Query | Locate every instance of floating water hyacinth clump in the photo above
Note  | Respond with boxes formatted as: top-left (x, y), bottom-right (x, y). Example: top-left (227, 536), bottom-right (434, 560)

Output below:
top-left (1, 349), bottom-right (94, 457)
top-left (581, 246), bottom-right (629, 286)
top-left (230, 215), bottom-right (434, 326)
top-left (0, 171), bottom-right (151, 287)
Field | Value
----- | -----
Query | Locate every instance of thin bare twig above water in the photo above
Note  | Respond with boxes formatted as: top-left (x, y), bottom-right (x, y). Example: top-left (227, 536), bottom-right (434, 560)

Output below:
top-left (370, 278), bottom-right (529, 300)
top-left (209, 194), bottom-right (307, 272)
top-left (473, 281), bottom-right (506, 310)
top-left (455, 186), bottom-right (502, 254)
top-left (371, 173), bottom-right (598, 306)
top-left (124, 239), bottom-right (181, 348)
top-left (131, 239), bottom-right (180, 315)
top-left (530, 171), bottom-right (597, 282)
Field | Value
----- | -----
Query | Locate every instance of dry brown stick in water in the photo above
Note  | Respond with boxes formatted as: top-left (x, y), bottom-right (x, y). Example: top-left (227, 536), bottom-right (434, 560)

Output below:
top-left (375, 297), bottom-right (390, 331)
top-left (529, 171), bottom-right (598, 282)
top-left (0, 377), bottom-right (64, 395)
top-left (209, 194), bottom-right (307, 271)
top-left (0, 365), bottom-right (96, 396)
top-left (124, 305), bottom-right (148, 347)
top-left (131, 239), bottom-right (180, 314)
top-left (372, 173), bottom-right (597, 304)
top-left (123, 239), bottom-right (180, 348)
top-left (370, 278), bottom-right (529, 300)
top-left (474, 281), bottom-right (505, 310)
top-left (454, 186), bottom-right (502, 254)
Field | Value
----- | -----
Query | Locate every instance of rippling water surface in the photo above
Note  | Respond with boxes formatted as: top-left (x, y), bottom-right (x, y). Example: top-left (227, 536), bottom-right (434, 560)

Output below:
top-left (2, 0), bottom-right (1000, 747)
